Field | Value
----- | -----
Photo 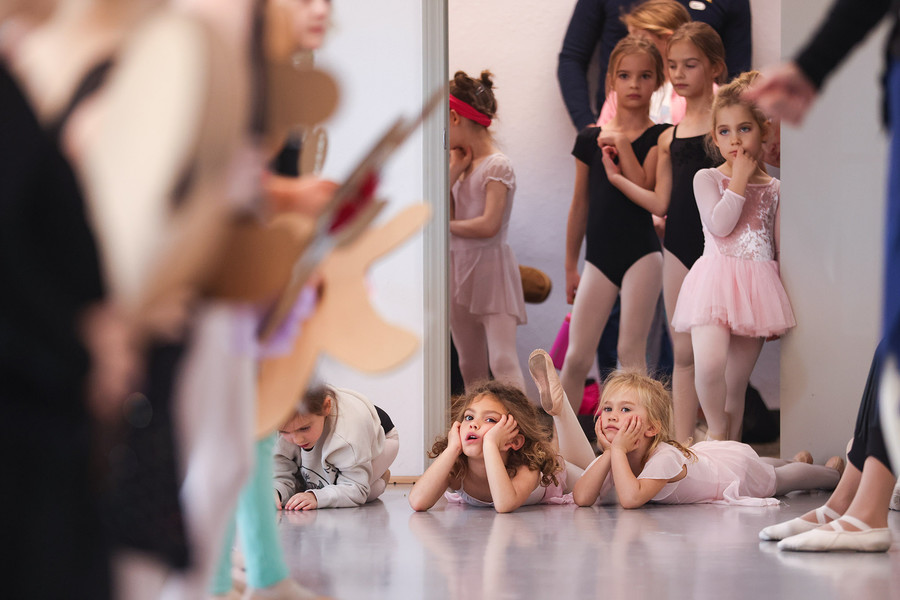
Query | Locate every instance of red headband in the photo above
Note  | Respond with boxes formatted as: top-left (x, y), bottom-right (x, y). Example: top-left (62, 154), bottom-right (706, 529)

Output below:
top-left (449, 94), bottom-right (491, 127)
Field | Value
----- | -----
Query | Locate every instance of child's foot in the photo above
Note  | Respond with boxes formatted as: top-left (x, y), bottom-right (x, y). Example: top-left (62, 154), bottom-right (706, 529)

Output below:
top-left (528, 348), bottom-right (567, 416)
top-left (759, 505), bottom-right (841, 541)
top-left (824, 455), bottom-right (845, 475)
top-left (243, 577), bottom-right (330, 599)
top-left (791, 450), bottom-right (813, 464)
top-left (381, 469), bottom-right (391, 485)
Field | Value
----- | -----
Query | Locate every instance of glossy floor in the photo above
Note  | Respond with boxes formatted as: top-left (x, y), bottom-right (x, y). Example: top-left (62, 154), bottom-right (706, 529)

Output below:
top-left (277, 485), bottom-right (900, 600)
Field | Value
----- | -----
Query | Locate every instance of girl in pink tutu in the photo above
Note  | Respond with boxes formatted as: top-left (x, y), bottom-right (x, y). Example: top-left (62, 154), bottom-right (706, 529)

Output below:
top-left (448, 70), bottom-right (526, 391)
top-left (573, 371), bottom-right (842, 508)
top-left (670, 71), bottom-right (795, 441)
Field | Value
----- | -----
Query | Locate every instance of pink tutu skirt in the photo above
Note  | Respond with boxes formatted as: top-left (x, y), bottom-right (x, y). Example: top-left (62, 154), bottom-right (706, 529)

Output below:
top-left (671, 253), bottom-right (795, 337)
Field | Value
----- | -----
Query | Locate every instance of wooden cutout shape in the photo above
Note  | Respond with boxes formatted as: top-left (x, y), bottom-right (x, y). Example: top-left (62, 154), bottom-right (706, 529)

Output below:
top-left (79, 11), bottom-right (247, 320)
top-left (256, 203), bottom-right (432, 436)
top-left (203, 213), bottom-right (314, 302)
top-left (265, 64), bottom-right (339, 154)
top-left (259, 87), bottom-right (444, 340)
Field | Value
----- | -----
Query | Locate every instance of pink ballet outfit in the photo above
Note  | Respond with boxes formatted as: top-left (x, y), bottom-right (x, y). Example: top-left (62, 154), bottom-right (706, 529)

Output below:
top-left (450, 153), bottom-right (526, 324)
top-left (671, 169), bottom-right (796, 337)
top-left (444, 463), bottom-right (573, 507)
top-left (594, 441), bottom-right (778, 506)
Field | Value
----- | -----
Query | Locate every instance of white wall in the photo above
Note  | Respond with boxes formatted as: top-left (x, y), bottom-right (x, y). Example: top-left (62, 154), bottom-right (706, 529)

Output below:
top-left (450, 0), bottom-right (588, 402)
top-left (449, 1), bottom-right (784, 403)
top-left (314, 2), bottom-right (428, 477)
top-left (779, 2), bottom-right (886, 461)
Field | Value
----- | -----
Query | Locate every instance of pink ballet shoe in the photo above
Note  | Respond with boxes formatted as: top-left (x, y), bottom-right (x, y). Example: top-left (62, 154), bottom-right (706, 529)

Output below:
top-left (777, 516), bottom-right (893, 552)
top-left (759, 505), bottom-right (840, 541)
top-left (791, 450), bottom-right (813, 464)
top-left (528, 348), bottom-right (567, 416)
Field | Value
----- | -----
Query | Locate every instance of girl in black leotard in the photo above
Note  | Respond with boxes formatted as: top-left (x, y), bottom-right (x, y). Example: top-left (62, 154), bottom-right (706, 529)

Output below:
top-left (561, 36), bottom-right (670, 413)
top-left (603, 23), bottom-right (726, 444)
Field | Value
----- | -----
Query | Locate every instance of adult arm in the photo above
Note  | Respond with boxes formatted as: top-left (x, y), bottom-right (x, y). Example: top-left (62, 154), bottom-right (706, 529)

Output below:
top-left (558, 0), bottom-right (606, 129)
top-left (720, 0), bottom-right (753, 80)
top-left (794, 0), bottom-right (891, 91)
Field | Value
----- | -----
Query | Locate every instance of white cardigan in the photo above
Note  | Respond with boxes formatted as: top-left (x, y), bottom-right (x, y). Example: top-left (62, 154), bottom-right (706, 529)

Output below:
top-left (273, 387), bottom-right (386, 508)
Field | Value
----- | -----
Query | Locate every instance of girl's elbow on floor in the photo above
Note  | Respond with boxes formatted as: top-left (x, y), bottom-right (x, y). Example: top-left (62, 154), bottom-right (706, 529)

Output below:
top-left (619, 497), bottom-right (648, 509)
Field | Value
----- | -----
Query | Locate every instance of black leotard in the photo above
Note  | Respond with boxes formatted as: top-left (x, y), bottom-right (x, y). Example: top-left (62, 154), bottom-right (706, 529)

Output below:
top-left (664, 125), bottom-right (717, 270)
top-left (572, 123), bottom-right (670, 287)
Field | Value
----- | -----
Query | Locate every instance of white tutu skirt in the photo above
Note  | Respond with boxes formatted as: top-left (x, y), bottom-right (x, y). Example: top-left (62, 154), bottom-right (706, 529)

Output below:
top-left (671, 253), bottom-right (795, 337)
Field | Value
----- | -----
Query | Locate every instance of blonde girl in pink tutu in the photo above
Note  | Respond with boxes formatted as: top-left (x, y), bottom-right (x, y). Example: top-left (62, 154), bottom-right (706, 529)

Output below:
top-left (573, 372), bottom-right (841, 509)
top-left (670, 71), bottom-right (795, 441)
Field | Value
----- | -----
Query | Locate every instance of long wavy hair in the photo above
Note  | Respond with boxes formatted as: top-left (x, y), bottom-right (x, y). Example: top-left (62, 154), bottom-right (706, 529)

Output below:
top-left (429, 381), bottom-right (562, 487)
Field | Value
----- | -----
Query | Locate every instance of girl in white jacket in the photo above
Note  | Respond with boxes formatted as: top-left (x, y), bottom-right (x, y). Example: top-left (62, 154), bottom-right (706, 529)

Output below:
top-left (274, 386), bottom-right (399, 509)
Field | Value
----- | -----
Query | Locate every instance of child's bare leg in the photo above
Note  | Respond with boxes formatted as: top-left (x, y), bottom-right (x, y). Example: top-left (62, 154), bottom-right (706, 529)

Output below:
top-left (818, 457), bottom-right (893, 531)
top-left (691, 324), bottom-right (730, 440)
top-left (723, 334), bottom-right (764, 441)
top-left (617, 252), bottom-right (663, 371)
top-left (559, 263), bottom-right (618, 413)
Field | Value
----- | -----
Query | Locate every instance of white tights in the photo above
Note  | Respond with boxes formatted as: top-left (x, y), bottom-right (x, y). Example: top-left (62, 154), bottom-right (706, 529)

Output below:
top-left (560, 256), bottom-right (662, 413)
top-left (162, 306), bottom-right (256, 600)
top-left (450, 303), bottom-right (524, 390)
top-left (691, 324), bottom-right (763, 441)
top-left (662, 250), bottom-right (699, 444)
top-left (760, 457), bottom-right (842, 496)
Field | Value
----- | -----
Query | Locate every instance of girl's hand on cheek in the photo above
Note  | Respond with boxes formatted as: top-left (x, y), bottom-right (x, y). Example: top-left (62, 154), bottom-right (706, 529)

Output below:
top-left (611, 415), bottom-right (643, 452)
top-left (594, 418), bottom-right (612, 452)
top-left (446, 421), bottom-right (463, 455)
top-left (484, 414), bottom-right (519, 450)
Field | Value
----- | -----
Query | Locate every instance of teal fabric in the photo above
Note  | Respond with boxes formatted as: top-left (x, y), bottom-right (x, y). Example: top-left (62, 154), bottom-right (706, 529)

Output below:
top-left (210, 435), bottom-right (289, 594)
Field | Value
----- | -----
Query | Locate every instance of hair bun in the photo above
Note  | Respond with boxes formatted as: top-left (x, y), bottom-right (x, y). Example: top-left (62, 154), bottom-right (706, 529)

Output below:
top-left (479, 70), bottom-right (495, 91)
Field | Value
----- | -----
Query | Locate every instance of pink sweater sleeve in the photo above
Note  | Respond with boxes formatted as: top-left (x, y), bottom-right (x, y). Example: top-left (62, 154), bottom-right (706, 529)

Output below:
top-left (692, 169), bottom-right (746, 237)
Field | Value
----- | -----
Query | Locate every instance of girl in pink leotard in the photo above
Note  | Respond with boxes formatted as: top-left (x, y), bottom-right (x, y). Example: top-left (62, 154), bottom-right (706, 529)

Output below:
top-left (573, 371), bottom-right (843, 509)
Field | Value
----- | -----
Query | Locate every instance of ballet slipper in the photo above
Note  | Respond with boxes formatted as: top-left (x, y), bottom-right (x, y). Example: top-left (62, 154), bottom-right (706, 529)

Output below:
top-left (824, 455), bottom-right (845, 476)
top-left (528, 348), bottom-right (567, 416)
top-left (777, 516), bottom-right (893, 552)
top-left (242, 577), bottom-right (331, 600)
top-left (791, 450), bottom-right (813, 464)
top-left (891, 480), bottom-right (900, 512)
top-left (759, 505), bottom-right (840, 541)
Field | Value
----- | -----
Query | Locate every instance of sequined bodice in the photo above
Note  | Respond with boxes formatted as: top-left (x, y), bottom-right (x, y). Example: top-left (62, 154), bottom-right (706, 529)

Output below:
top-left (706, 174), bottom-right (780, 261)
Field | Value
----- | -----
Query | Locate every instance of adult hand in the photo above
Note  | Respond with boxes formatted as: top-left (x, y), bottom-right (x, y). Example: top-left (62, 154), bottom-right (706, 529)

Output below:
top-left (744, 63), bottom-right (818, 126)
top-left (264, 174), bottom-right (338, 217)
top-left (80, 302), bottom-right (140, 424)
top-left (284, 491), bottom-right (319, 511)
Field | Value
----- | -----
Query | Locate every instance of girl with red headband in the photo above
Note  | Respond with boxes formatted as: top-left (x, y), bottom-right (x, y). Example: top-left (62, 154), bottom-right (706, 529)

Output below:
top-left (448, 70), bottom-right (526, 391)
